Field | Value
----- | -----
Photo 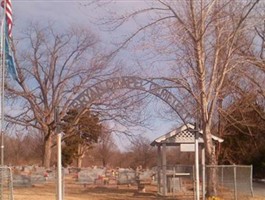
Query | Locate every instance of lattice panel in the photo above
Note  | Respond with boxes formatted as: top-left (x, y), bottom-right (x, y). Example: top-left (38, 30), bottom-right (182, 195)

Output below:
top-left (167, 130), bottom-right (194, 143)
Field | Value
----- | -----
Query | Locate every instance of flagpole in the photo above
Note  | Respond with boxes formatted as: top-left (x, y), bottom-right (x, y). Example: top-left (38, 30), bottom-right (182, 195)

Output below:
top-left (0, 3), bottom-right (5, 199)
top-left (0, 0), bottom-right (6, 167)
top-left (0, 0), bottom-right (18, 167)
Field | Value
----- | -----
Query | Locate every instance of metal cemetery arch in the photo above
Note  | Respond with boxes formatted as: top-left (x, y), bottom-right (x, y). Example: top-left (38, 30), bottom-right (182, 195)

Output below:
top-left (69, 76), bottom-right (185, 121)
top-left (55, 76), bottom-right (200, 200)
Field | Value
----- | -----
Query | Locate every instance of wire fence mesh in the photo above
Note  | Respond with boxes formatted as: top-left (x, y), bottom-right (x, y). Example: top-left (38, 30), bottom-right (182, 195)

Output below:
top-left (155, 165), bottom-right (254, 200)
top-left (156, 165), bottom-right (195, 199)
top-left (6, 165), bottom-right (253, 200)
top-left (205, 165), bottom-right (253, 200)
top-left (0, 167), bottom-right (13, 200)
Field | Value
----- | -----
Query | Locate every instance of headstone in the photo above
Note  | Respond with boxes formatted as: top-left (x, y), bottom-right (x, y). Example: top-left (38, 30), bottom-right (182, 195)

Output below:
top-left (117, 168), bottom-right (136, 185)
top-left (13, 175), bottom-right (31, 187)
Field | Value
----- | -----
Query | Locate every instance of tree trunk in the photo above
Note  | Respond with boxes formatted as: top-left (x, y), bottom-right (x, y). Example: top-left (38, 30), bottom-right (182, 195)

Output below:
top-left (102, 158), bottom-right (106, 167)
top-left (76, 144), bottom-right (83, 168)
top-left (76, 157), bottom-right (82, 168)
top-left (204, 123), bottom-right (218, 197)
top-left (195, 18), bottom-right (218, 196)
top-left (43, 135), bottom-right (52, 168)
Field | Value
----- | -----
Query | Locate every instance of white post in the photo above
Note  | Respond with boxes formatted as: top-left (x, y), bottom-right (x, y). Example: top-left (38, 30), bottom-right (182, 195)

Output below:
top-left (0, 13), bottom-right (6, 168)
top-left (250, 165), bottom-right (254, 197)
top-left (195, 129), bottom-right (200, 200)
top-left (55, 107), bottom-right (63, 200)
top-left (57, 132), bottom-right (62, 200)
top-left (233, 164), bottom-right (237, 200)
top-left (0, 16), bottom-right (5, 200)
top-left (202, 146), bottom-right (206, 200)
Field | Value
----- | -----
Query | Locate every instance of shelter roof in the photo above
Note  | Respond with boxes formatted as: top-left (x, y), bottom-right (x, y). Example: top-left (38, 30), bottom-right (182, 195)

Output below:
top-left (150, 123), bottom-right (223, 146)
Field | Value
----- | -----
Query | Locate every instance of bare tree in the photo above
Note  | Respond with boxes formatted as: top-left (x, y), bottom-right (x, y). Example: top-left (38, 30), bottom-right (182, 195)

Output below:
top-left (91, 0), bottom-right (261, 196)
top-left (5, 129), bottom-right (43, 165)
top-left (128, 135), bottom-right (156, 169)
top-left (5, 132), bottom-right (25, 165)
top-left (219, 92), bottom-right (265, 178)
top-left (94, 127), bottom-right (117, 167)
top-left (5, 23), bottom-right (111, 168)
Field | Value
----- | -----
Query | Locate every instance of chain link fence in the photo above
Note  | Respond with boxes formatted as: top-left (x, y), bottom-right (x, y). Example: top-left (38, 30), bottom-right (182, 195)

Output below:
top-left (155, 165), bottom-right (195, 199)
top-left (205, 165), bottom-right (253, 200)
top-left (155, 165), bottom-right (253, 200)
top-left (0, 167), bottom-right (13, 200)
top-left (0, 165), bottom-right (253, 200)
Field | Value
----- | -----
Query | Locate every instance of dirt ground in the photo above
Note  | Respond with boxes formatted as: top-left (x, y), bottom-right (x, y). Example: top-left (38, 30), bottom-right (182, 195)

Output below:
top-left (12, 176), bottom-right (265, 200)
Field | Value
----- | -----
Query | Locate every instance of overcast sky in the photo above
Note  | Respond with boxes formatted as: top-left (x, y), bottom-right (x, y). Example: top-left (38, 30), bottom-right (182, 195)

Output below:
top-left (13, 1), bottom-right (96, 34)
top-left (12, 1), bottom-right (150, 43)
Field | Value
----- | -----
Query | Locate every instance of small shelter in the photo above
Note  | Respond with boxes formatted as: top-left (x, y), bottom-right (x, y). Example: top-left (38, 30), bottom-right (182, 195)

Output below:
top-left (151, 123), bottom-right (223, 197)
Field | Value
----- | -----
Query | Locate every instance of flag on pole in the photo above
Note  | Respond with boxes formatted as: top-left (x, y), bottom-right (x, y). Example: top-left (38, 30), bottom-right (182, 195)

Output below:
top-left (1, 0), bottom-right (12, 37)
top-left (1, 0), bottom-right (18, 81)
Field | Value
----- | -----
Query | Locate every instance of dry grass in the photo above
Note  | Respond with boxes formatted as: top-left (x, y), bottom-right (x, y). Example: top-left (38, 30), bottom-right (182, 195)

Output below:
top-left (13, 184), bottom-right (162, 200)
top-left (12, 175), bottom-right (265, 200)
top-left (249, 198), bottom-right (265, 200)
top-left (13, 176), bottom-right (161, 200)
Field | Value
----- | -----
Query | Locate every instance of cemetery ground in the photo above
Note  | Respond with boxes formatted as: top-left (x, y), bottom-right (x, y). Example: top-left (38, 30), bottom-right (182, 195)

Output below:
top-left (12, 174), bottom-right (265, 200)
top-left (13, 175), bottom-right (160, 200)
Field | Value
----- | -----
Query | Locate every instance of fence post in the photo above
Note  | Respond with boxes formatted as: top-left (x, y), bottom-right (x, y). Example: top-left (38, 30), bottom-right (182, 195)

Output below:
top-left (193, 165), bottom-right (196, 200)
top-left (157, 145), bottom-right (161, 194)
top-left (162, 143), bottom-right (167, 196)
top-left (8, 167), bottom-right (13, 200)
top-left (233, 165), bottom-right (237, 200)
top-left (250, 165), bottom-right (254, 197)
top-left (221, 165), bottom-right (224, 189)
top-left (173, 166), bottom-right (175, 196)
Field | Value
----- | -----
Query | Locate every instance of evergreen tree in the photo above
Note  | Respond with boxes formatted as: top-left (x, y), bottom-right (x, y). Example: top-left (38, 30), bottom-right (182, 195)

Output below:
top-left (61, 109), bottom-right (102, 167)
